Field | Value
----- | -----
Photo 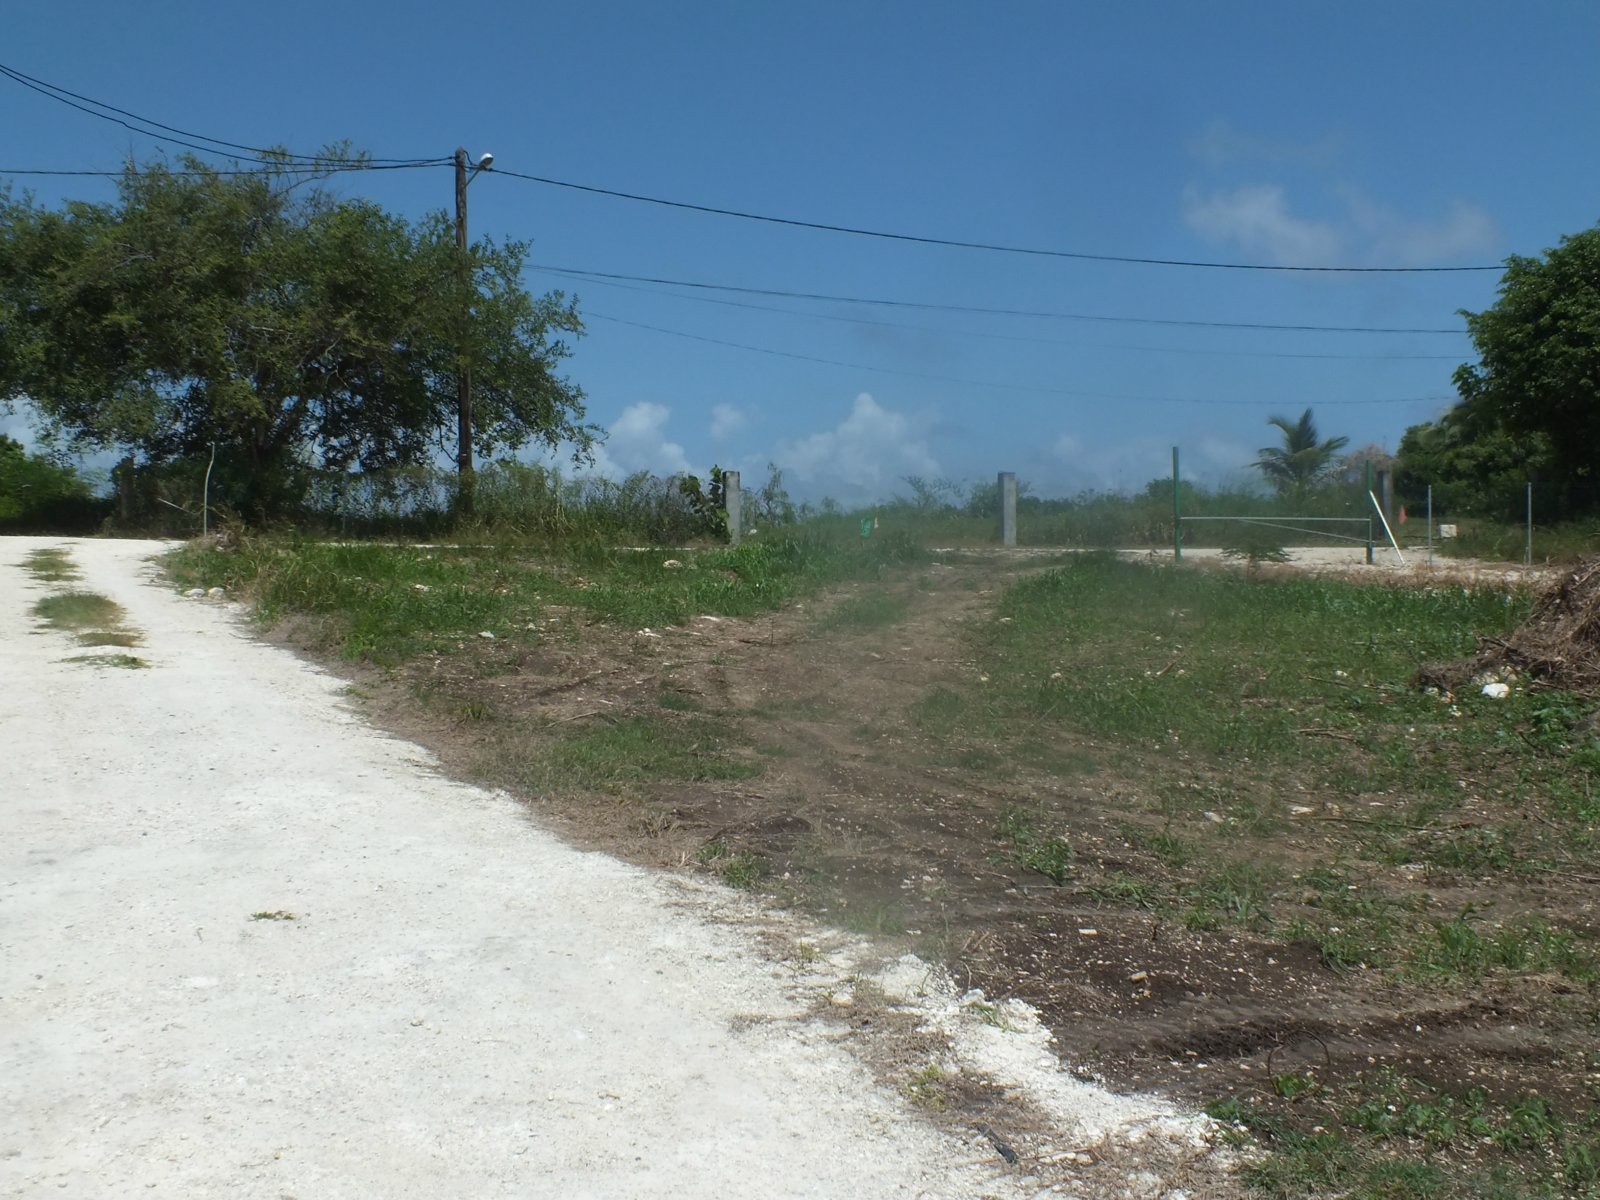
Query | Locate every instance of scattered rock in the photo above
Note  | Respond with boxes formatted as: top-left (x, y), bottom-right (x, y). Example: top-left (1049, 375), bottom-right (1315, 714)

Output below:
top-left (1481, 681), bottom-right (1511, 699)
top-left (206, 586), bottom-right (226, 601)
top-left (184, 588), bottom-right (205, 599)
top-left (662, 559), bottom-right (683, 570)
top-left (477, 631), bottom-right (495, 640)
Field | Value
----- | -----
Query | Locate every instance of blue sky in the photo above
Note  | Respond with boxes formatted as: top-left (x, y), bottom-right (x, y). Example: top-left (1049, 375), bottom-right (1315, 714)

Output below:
top-left (5, 1), bottom-right (1599, 502)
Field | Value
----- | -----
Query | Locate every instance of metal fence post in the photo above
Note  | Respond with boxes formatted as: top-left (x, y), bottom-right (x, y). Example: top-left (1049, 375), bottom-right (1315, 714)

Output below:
top-left (1365, 461), bottom-right (1375, 565)
top-left (1526, 481), bottom-right (1533, 569)
top-left (1172, 446), bottom-right (1182, 562)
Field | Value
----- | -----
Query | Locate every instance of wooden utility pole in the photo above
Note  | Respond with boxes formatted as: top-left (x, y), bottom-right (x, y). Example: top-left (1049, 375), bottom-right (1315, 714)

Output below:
top-left (454, 147), bottom-right (474, 516)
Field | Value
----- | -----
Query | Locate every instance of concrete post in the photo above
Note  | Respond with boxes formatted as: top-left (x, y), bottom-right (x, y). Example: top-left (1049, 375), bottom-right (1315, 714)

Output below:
top-left (723, 470), bottom-right (742, 545)
top-left (998, 472), bottom-right (1017, 547)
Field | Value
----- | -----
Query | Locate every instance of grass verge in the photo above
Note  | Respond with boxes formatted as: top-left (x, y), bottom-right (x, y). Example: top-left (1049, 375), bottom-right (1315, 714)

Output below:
top-left (166, 530), bottom-right (928, 666)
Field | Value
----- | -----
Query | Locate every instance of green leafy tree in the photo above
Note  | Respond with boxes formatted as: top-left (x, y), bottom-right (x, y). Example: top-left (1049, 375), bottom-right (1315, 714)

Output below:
top-left (1451, 224), bottom-right (1600, 503)
top-left (0, 154), bottom-right (594, 520)
top-left (0, 435), bottom-right (105, 531)
top-left (1252, 408), bottom-right (1349, 499)
top-left (1394, 412), bottom-right (1551, 521)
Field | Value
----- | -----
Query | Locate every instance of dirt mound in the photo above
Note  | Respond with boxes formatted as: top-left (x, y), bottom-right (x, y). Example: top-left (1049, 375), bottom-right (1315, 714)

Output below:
top-left (1417, 557), bottom-right (1600, 695)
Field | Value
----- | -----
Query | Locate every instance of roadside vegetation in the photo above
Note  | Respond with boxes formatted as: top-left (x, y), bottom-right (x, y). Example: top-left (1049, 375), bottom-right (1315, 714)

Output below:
top-left (166, 523), bottom-right (1600, 1198)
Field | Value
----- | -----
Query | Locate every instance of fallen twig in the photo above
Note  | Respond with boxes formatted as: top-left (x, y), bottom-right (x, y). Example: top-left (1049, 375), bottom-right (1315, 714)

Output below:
top-left (1296, 727), bottom-right (1359, 743)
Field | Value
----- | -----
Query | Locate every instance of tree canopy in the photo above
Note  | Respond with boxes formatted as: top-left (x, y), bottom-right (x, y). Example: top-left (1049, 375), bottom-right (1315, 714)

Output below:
top-left (1252, 408), bottom-right (1349, 498)
top-left (0, 435), bottom-right (104, 532)
top-left (1393, 223), bottom-right (1600, 520)
top-left (0, 155), bottom-right (593, 518)
top-left (1452, 225), bottom-right (1600, 489)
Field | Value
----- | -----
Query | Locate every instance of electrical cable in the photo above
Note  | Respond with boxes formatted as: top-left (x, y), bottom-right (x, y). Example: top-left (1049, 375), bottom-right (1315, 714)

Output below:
top-left (533, 266), bottom-right (1462, 360)
top-left (0, 61), bottom-right (448, 169)
top-left (585, 310), bottom-right (1454, 406)
top-left (0, 62), bottom-right (1506, 275)
top-left (539, 266), bottom-right (1465, 336)
top-left (490, 168), bottom-right (1500, 274)
top-left (1, 164), bottom-right (441, 179)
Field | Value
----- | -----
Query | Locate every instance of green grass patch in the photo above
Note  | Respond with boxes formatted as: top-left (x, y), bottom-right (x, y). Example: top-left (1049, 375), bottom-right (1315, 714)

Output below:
top-left (75, 629), bottom-right (142, 648)
top-left (33, 591), bottom-right (124, 632)
top-left (24, 547), bottom-right (80, 582)
top-left (1215, 1071), bottom-right (1600, 1200)
top-left (165, 529), bottom-right (929, 666)
top-left (814, 590), bottom-right (909, 632)
top-left (993, 805), bottom-right (1075, 884)
top-left (523, 716), bottom-right (760, 792)
top-left (984, 553), bottom-right (1528, 759)
top-left (64, 653), bottom-right (148, 669)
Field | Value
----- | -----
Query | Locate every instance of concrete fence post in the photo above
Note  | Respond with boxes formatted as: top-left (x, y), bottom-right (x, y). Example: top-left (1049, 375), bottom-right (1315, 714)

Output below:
top-left (998, 472), bottom-right (1017, 547)
top-left (723, 470), bottom-right (742, 545)
top-left (1375, 468), bottom-right (1394, 523)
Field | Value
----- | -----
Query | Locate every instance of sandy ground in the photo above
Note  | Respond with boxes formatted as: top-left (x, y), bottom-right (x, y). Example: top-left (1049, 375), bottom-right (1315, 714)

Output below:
top-left (0, 537), bottom-right (1217, 1199)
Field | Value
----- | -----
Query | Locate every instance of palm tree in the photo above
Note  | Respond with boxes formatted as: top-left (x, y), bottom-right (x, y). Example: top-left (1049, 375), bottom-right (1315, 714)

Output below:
top-left (1253, 408), bottom-right (1349, 499)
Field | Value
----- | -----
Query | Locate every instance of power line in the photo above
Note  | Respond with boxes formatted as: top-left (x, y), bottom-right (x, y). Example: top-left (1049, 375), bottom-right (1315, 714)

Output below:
top-left (0, 62), bottom-right (1507, 275)
top-left (491, 168), bottom-right (1500, 274)
top-left (585, 310), bottom-right (1454, 407)
top-left (539, 266), bottom-right (1466, 336)
top-left (0, 61), bottom-right (447, 169)
top-left (1, 163), bottom-right (440, 179)
top-left (535, 266), bottom-right (1462, 361)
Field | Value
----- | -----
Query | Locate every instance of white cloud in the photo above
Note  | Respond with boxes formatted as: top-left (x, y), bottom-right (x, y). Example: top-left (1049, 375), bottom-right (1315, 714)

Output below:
top-left (1188, 121), bottom-right (1344, 170)
top-left (1183, 183), bottom-right (1498, 268)
top-left (1182, 184), bottom-right (1343, 266)
top-left (1341, 191), bottom-right (1497, 266)
top-left (773, 392), bottom-right (938, 496)
top-left (599, 402), bottom-right (696, 477)
top-left (709, 403), bottom-right (746, 441)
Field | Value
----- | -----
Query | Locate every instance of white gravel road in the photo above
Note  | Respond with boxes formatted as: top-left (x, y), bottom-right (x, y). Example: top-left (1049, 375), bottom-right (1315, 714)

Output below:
top-left (1, 537), bottom-right (1214, 1200)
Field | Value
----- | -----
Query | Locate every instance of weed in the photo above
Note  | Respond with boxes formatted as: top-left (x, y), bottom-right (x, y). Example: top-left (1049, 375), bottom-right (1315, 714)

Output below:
top-left (721, 853), bottom-right (767, 890)
top-left (1409, 914), bottom-right (1592, 981)
top-left (24, 548), bottom-right (80, 582)
top-left (33, 591), bottom-right (123, 632)
top-left (65, 653), bottom-right (149, 669)
top-left (527, 716), bottom-right (760, 792)
top-left (965, 1001), bottom-right (1013, 1031)
top-left (1273, 1072), bottom-right (1322, 1101)
top-left (992, 806), bottom-right (1074, 884)
top-left (249, 910), bottom-right (297, 921)
top-left (1185, 862), bottom-right (1275, 931)
top-left (75, 630), bottom-right (141, 648)
top-left (697, 839), bottom-right (731, 863)
top-left (1084, 873), bottom-right (1161, 909)
top-left (901, 1064), bottom-right (952, 1112)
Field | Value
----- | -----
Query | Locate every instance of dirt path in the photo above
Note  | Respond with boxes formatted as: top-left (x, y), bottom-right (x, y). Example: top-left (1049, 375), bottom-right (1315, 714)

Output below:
top-left (1, 538), bottom-right (1224, 1199)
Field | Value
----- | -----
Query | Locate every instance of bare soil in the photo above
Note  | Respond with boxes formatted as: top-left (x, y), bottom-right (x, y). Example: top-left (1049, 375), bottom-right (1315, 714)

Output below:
top-left (329, 553), bottom-right (1600, 1137)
